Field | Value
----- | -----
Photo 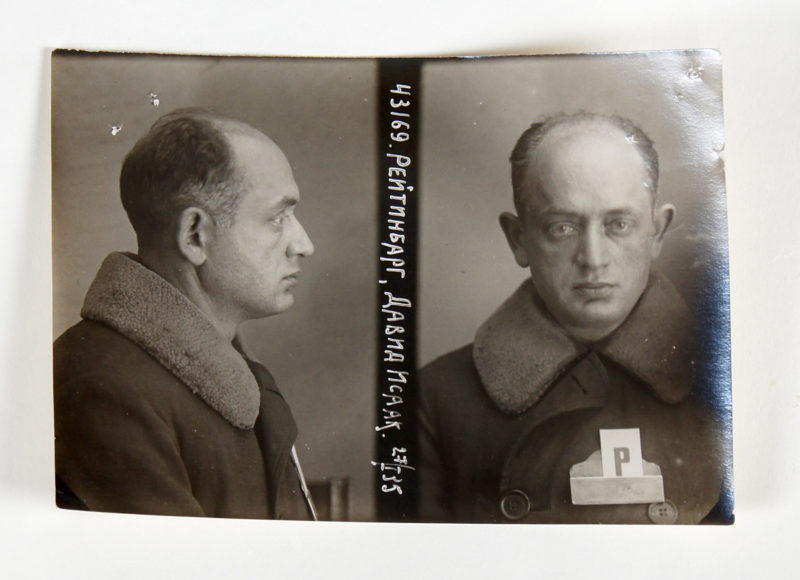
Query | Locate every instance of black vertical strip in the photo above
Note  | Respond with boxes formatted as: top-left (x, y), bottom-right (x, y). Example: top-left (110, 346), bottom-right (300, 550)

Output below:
top-left (375, 59), bottom-right (422, 522)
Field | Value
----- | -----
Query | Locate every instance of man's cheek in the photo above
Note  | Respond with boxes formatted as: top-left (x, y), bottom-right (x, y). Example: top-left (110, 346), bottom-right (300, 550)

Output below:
top-left (533, 238), bottom-right (571, 261)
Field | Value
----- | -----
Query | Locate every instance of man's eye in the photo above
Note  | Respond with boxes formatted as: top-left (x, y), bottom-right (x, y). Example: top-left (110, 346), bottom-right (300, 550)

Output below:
top-left (607, 219), bottom-right (634, 234)
top-left (270, 214), bottom-right (287, 227)
top-left (546, 223), bottom-right (579, 238)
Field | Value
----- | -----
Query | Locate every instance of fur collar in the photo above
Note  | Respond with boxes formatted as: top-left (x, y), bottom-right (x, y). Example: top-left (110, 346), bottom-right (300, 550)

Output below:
top-left (473, 272), bottom-right (696, 415)
top-left (81, 252), bottom-right (260, 429)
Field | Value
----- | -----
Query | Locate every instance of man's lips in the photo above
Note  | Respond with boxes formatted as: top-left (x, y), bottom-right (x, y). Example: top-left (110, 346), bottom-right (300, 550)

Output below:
top-left (573, 282), bottom-right (615, 298)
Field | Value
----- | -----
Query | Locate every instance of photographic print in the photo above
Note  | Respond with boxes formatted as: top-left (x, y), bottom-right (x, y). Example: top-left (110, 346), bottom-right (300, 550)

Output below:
top-left (418, 51), bottom-right (732, 524)
top-left (51, 50), bottom-right (732, 524)
top-left (52, 52), bottom-right (377, 521)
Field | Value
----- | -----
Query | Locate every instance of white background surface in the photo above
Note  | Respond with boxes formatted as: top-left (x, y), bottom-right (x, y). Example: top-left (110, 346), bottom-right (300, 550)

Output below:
top-left (2, 1), bottom-right (798, 578)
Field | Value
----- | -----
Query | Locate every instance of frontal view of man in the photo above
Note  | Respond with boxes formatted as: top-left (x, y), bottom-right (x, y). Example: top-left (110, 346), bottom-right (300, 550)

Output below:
top-left (419, 112), bottom-right (723, 524)
top-left (54, 109), bottom-right (316, 519)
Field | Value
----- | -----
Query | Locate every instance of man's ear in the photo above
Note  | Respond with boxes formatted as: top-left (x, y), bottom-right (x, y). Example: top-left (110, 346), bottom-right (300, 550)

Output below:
top-left (650, 202), bottom-right (675, 259)
top-left (177, 206), bottom-right (215, 266)
top-left (499, 211), bottom-right (530, 268)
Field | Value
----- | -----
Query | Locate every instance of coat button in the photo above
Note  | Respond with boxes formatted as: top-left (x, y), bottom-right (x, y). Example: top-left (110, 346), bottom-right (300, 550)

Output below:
top-left (648, 500), bottom-right (678, 524)
top-left (500, 489), bottom-right (531, 520)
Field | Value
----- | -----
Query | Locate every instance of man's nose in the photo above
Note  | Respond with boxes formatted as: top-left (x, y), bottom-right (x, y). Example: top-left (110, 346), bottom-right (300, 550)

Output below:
top-left (287, 217), bottom-right (314, 258)
top-left (576, 224), bottom-right (610, 270)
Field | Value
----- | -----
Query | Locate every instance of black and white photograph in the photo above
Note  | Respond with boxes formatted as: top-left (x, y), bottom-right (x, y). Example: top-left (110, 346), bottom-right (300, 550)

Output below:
top-left (52, 53), bottom-right (378, 521)
top-left (5, 3), bottom-right (800, 572)
top-left (417, 51), bottom-right (732, 524)
top-left (51, 50), bottom-right (732, 526)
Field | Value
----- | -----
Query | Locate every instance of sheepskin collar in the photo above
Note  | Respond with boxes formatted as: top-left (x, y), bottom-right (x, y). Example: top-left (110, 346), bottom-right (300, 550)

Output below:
top-left (473, 272), bottom-right (696, 416)
top-left (81, 252), bottom-right (260, 429)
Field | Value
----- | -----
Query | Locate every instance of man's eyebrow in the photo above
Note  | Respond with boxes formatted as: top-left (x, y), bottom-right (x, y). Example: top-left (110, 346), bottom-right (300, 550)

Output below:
top-left (604, 207), bottom-right (638, 216)
top-left (531, 206), bottom-right (582, 219)
top-left (268, 196), bottom-right (298, 212)
top-left (532, 206), bottom-right (639, 218)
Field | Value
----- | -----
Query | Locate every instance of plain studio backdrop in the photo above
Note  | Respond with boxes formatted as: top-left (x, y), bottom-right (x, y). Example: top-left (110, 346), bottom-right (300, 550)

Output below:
top-left (52, 53), bottom-right (378, 521)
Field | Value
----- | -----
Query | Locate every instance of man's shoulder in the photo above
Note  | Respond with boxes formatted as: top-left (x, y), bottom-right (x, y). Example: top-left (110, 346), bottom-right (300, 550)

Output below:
top-left (420, 344), bottom-right (475, 381)
top-left (53, 319), bottom-right (188, 405)
top-left (55, 319), bottom-right (157, 376)
top-left (418, 343), bottom-right (485, 404)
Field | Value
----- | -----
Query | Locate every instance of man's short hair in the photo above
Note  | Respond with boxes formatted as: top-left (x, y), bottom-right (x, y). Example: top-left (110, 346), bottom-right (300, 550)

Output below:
top-left (509, 112), bottom-right (660, 215)
top-left (120, 108), bottom-right (242, 243)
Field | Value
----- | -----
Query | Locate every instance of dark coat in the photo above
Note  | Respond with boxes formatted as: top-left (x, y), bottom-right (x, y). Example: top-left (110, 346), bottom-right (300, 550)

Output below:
top-left (419, 274), bottom-right (725, 524)
top-left (54, 253), bottom-right (310, 519)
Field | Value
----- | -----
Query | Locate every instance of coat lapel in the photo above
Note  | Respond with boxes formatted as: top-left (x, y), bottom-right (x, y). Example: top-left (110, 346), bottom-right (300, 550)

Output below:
top-left (473, 273), bottom-right (695, 415)
top-left (81, 252), bottom-right (261, 429)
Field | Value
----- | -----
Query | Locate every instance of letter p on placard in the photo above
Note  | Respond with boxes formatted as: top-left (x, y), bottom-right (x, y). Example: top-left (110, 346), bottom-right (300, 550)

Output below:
top-left (600, 429), bottom-right (643, 477)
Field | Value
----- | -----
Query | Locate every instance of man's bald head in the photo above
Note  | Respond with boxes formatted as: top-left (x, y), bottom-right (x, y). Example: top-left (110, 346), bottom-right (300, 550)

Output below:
top-left (119, 108), bottom-right (266, 248)
top-left (509, 112), bottom-right (660, 215)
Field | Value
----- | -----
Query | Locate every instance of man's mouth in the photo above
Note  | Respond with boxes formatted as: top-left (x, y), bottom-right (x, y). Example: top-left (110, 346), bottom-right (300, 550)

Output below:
top-left (573, 282), bottom-right (615, 299)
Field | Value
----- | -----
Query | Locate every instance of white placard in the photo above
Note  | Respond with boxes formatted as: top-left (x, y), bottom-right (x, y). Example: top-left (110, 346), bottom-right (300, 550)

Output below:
top-left (600, 428), bottom-right (643, 477)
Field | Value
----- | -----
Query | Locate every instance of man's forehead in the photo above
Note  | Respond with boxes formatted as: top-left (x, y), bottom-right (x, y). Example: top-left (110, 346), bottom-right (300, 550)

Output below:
top-left (519, 120), bottom-right (652, 211)
top-left (534, 118), bottom-right (634, 161)
top-left (225, 129), bottom-right (300, 215)
top-left (226, 128), bottom-right (294, 179)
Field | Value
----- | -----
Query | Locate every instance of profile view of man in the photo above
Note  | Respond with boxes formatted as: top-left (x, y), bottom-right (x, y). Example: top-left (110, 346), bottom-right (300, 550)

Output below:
top-left (419, 112), bottom-right (724, 524)
top-left (54, 109), bottom-right (317, 519)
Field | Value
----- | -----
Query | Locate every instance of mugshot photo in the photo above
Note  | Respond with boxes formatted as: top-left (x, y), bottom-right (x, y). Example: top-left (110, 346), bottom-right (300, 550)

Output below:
top-left (51, 53), bottom-right (377, 521)
top-left (51, 50), bottom-right (733, 525)
top-left (417, 51), bottom-right (732, 524)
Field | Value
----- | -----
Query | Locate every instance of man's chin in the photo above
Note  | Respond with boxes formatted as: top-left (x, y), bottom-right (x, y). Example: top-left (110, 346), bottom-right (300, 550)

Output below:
top-left (250, 294), bottom-right (295, 319)
top-left (274, 294), bottom-right (295, 313)
top-left (566, 303), bottom-right (630, 332)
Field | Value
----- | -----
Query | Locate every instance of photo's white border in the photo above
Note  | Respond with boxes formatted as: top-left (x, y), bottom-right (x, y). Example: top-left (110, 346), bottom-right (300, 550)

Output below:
top-left (2, 1), bottom-right (799, 578)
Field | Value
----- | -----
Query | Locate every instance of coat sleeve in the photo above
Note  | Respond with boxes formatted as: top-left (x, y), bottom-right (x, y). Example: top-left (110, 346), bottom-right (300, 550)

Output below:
top-left (54, 371), bottom-right (205, 517)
